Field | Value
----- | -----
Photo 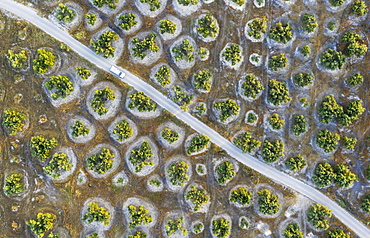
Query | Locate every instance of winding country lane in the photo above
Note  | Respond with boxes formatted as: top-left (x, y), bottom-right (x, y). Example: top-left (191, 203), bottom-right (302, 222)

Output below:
top-left (1, 0), bottom-right (369, 237)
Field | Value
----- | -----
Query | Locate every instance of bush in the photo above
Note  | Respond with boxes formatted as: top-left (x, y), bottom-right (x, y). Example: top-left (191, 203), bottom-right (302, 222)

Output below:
top-left (178, 0), bottom-right (198, 6)
top-left (285, 155), bottom-right (306, 171)
top-left (247, 16), bottom-right (267, 39)
top-left (300, 97), bottom-right (309, 107)
top-left (318, 95), bottom-right (343, 124)
top-left (327, 21), bottom-right (335, 31)
top-left (293, 72), bottom-right (314, 87)
top-left (55, 3), bottom-right (76, 23)
top-left (76, 67), bottom-right (91, 80)
top-left (316, 130), bottom-right (340, 153)
top-left (113, 120), bottom-right (133, 141)
top-left (193, 222), bottom-right (203, 234)
top-left (292, 115), bottom-right (307, 136)
top-left (172, 39), bottom-right (195, 62)
top-left (6, 49), bottom-right (27, 68)
top-left (284, 223), bottom-right (304, 238)
top-left (149, 179), bottom-right (161, 187)
top-left (239, 217), bottom-right (249, 229)
top-left (129, 91), bottom-right (157, 112)
top-left (43, 153), bottom-right (72, 179)
top-left (193, 70), bottom-right (212, 91)
top-left (168, 160), bottom-right (189, 186)
top-left (91, 87), bottom-right (116, 115)
top-left (33, 48), bottom-right (56, 74)
top-left (350, 0), bottom-right (368, 17)
top-left (212, 218), bottom-right (231, 238)
top-left (2, 109), bottom-right (26, 135)
top-left (343, 136), bottom-right (357, 150)
top-left (366, 165), bottom-right (370, 180)
top-left (268, 53), bottom-right (288, 71)
top-left (334, 163), bottom-right (358, 187)
top-left (128, 205), bottom-right (152, 228)
top-left (154, 65), bottom-right (171, 87)
top-left (118, 13), bottom-right (137, 30)
top-left (312, 162), bottom-right (335, 187)
top-left (86, 13), bottom-right (97, 26)
top-left (195, 103), bottom-right (206, 117)
top-left (198, 47), bottom-right (209, 60)
top-left (329, 0), bottom-right (344, 7)
top-left (45, 75), bottom-right (74, 100)
top-left (3, 173), bottom-right (25, 195)
top-left (197, 14), bottom-right (219, 39)
top-left (269, 22), bottom-right (293, 44)
top-left (346, 73), bottom-right (363, 86)
top-left (93, 0), bottom-right (118, 9)
top-left (327, 229), bottom-right (350, 238)
top-left (82, 202), bottom-right (110, 225)
top-left (87, 148), bottom-right (114, 174)
top-left (30, 135), bottom-right (58, 161)
top-left (269, 113), bottom-right (284, 130)
top-left (262, 139), bottom-right (285, 163)
top-left (247, 112), bottom-right (257, 124)
top-left (27, 213), bottom-right (56, 238)
top-left (257, 189), bottom-right (280, 215)
top-left (132, 33), bottom-right (159, 60)
top-left (216, 161), bottom-right (236, 184)
top-left (230, 187), bottom-right (252, 205)
top-left (129, 141), bottom-right (154, 172)
top-left (233, 131), bottom-right (261, 153)
top-left (341, 31), bottom-right (368, 57)
top-left (214, 99), bottom-right (240, 122)
top-left (301, 13), bottom-right (317, 33)
top-left (159, 20), bottom-right (176, 34)
top-left (165, 217), bottom-right (188, 236)
top-left (267, 79), bottom-right (291, 106)
top-left (91, 30), bottom-right (118, 58)
top-left (128, 231), bottom-right (147, 238)
top-left (161, 128), bottom-right (179, 144)
top-left (185, 185), bottom-right (210, 211)
top-left (361, 194), bottom-right (370, 213)
top-left (186, 134), bottom-right (210, 155)
top-left (140, 0), bottom-right (161, 11)
top-left (172, 86), bottom-right (194, 112)
top-left (338, 100), bottom-right (365, 126)
top-left (222, 44), bottom-right (242, 66)
top-left (306, 204), bottom-right (332, 230)
top-left (231, 0), bottom-right (245, 6)
top-left (251, 54), bottom-right (261, 63)
top-left (241, 74), bottom-right (264, 98)
top-left (71, 120), bottom-right (89, 137)
top-left (300, 45), bottom-right (311, 57)
top-left (320, 48), bottom-right (346, 70)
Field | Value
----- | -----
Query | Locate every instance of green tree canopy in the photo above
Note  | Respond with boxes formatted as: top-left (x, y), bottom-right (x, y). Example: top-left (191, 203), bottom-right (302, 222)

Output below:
top-left (312, 162), bottom-right (335, 188)
top-left (6, 49), bottom-right (27, 68)
top-left (262, 139), bottom-right (285, 163)
top-left (27, 213), bottom-right (56, 238)
top-left (45, 75), bottom-right (74, 100)
top-left (33, 48), bottom-right (56, 74)
top-left (257, 189), bottom-right (280, 215)
top-left (230, 187), bottom-right (252, 206)
top-left (82, 202), bottom-right (111, 225)
top-left (306, 204), bottom-right (332, 230)
top-left (90, 30), bottom-right (118, 58)
top-left (334, 163), bottom-right (358, 187)
top-left (87, 148), bottom-right (114, 174)
top-left (233, 131), bottom-right (261, 153)
top-left (2, 109), bottom-right (26, 135)
top-left (129, 141), bottom-right (154, 172)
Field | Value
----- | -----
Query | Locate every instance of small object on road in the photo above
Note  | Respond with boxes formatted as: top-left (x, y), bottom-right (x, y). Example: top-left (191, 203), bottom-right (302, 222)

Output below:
top-left (110, 66), bottom-right (125, 79)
